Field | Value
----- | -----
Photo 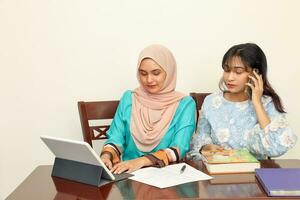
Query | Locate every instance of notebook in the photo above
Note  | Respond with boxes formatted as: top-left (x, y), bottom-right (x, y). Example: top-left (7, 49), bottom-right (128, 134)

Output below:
top-left (255, 168), bottom-right (300, 196)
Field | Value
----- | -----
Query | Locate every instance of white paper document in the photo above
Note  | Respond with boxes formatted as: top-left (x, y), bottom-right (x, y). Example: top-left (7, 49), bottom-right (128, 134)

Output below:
top-left (129, 163), bottom-right (212, 188)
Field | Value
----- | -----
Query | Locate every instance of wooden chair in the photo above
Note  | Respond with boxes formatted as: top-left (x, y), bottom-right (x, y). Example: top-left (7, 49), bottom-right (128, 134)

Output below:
top-left (189, 92), bottom-right (211, 124)
top-left (78, 100), bottom-right (119, 147)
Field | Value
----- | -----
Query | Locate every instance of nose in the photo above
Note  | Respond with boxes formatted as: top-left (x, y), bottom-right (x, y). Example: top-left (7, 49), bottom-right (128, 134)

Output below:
top-left (146, 74), bottom-right (153, 83)
top-left (227, 71), bottom-right (235, 81)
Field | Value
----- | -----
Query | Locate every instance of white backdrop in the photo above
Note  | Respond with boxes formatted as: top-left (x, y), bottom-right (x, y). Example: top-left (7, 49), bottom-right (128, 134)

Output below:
top-left (1, 0), bottom-right (300, 198)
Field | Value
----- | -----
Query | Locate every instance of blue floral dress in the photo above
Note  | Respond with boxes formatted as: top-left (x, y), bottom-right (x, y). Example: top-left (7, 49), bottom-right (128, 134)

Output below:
top-left (188, 92), bottom-right (297, 160)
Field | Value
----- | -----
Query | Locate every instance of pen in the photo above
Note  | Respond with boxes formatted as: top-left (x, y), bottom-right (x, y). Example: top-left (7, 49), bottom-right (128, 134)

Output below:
top-left (180, 164), bottom-right (186, 174)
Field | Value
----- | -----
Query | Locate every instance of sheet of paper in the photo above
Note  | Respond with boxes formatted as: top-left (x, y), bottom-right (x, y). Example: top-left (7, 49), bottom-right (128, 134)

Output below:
top-left (129, 163), bottom-right (212, 188)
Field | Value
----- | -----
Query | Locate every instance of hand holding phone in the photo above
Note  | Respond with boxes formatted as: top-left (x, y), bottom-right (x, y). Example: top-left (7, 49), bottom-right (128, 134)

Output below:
top-left (245, 68), bottom-right (260, 99)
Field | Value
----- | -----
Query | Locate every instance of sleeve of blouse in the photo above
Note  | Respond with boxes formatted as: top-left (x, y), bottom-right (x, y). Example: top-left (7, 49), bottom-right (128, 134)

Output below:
top-left (169, 97), bottom-right (196, 158)
top-left (246, 99), bottom-right (297, 158)
top-left (104, 91), bottom-right (131, 153)
top-left (187, 100), bottom-right (213, 160)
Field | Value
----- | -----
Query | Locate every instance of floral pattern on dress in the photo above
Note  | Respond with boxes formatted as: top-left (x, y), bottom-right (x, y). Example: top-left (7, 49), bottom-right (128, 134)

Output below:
top-left (216, 128), bottom-right (230, 143)
top-left (188, 92), bottom-right (297, 160)
top-left (261, 134), bottom-right (271, 149)
top-left (269, 116), bottom-right (289, 132)
top-left (212, 95), bottom-right (222, 109)
top-left (279, 130), bottom-right (296, 147)
top-left (235, 101), bottom-right (248, 110)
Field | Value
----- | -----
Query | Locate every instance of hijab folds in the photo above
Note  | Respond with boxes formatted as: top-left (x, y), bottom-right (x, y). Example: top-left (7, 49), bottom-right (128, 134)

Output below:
top-left (131, 44), bottom-right (186, 152)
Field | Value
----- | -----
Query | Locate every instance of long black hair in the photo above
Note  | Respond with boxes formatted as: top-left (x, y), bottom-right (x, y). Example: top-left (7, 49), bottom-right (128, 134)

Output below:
top-left (221, 43), bottom-right (285, 113)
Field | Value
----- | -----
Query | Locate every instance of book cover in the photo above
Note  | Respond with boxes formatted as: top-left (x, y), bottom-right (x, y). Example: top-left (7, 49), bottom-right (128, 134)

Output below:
top-left (202, 149), bottom-right (260, 174)
top-left (203, 149), bottom-right (259, 164)
top-left (255, 168), bottom-right (300, 196)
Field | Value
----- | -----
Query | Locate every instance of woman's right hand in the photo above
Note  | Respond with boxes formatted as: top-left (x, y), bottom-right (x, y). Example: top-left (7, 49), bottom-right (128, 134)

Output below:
top-left (101, 153), bottom-right (113, 170)
top-left (200, 144), bottom-right (224, 155)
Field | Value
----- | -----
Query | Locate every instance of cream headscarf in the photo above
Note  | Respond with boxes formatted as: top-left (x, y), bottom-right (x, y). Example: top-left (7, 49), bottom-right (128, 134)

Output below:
top-left (130, 44), bottom-right (186, 152)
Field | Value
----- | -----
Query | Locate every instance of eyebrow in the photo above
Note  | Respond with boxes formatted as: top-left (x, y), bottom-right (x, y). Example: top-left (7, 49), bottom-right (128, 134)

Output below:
top-left (138, 69), bottom-right (162, 72)
top-left (224, 64), bottom-right (246, 69)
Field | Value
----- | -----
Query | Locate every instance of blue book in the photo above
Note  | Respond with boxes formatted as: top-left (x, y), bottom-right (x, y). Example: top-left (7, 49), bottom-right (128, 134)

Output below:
top-left (255, 168), bottom-right (300, 196)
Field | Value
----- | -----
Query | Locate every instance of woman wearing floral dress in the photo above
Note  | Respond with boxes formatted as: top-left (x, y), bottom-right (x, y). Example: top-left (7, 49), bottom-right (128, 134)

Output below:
top-left (189, 43), bottom-right (297, 160)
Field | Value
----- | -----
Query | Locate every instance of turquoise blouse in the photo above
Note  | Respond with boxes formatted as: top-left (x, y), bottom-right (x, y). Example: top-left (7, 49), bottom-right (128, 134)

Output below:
top-left (105, 90), bottom-right (196, 161)
top-left (188, 92), bottom-right (297, 160)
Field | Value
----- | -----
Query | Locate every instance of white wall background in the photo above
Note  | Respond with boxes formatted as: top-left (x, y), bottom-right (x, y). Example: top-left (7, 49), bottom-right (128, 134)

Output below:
top-left (1, 0), bottom-right (299, 198)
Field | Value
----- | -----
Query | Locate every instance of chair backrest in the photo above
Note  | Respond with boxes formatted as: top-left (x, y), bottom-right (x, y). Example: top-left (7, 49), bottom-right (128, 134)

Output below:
top-left (189, 92), bottom-right (211, 124)
top-left (78, 100), bottom-right (119, 147)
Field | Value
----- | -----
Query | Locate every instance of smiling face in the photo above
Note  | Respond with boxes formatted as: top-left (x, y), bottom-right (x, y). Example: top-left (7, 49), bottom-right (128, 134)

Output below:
top-left (138, 58), bottom-right (167, 94)
top-left (223, 56), bottom-right (251, 95)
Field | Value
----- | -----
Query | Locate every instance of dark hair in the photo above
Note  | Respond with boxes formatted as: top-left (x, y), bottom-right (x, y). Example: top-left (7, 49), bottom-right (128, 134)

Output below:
top-left (221, 43), bottom-right (285, 113)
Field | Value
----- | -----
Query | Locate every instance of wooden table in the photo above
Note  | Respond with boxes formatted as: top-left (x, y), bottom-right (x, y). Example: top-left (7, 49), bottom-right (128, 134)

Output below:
top-left (6, 159), bottom-right (300, 200)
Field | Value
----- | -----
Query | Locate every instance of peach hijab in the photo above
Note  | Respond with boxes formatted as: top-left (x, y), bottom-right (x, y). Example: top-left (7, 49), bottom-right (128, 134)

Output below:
top-left (130, 44), bottom-right (186, 152)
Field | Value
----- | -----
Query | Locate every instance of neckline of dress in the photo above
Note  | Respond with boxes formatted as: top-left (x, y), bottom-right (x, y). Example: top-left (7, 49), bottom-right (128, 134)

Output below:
top-left (220, 92), bottom-right (249, 104)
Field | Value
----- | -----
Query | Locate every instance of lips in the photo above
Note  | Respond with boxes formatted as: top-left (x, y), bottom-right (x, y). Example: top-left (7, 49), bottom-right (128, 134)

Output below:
top-left (226, 83), bottom-right (236, 89)
top-left (147, 85), bottom-right (157, 88)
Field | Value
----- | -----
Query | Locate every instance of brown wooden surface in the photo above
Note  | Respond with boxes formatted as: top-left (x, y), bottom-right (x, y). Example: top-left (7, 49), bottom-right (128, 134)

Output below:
top-left (6, 159), bottom-right (300, 200)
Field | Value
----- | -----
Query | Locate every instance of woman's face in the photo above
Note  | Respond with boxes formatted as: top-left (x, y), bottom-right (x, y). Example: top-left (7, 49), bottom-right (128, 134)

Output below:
top-left (138, 58), bottom-right (167, 94)
top-left (223, 56), bottom-right (251, 94)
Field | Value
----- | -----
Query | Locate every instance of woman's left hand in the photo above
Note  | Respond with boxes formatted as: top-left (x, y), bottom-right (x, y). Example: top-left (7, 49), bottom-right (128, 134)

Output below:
top-left (247, 70), bottom-right (271, 128)
top-left (246, 70), bottom-right (264, 105)
top-left (110, 157), bottom-right (150, 174)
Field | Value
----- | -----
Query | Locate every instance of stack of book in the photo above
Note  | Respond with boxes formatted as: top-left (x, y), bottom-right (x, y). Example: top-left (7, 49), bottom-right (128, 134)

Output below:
top-left (202, 149), bottom-right (260, 174)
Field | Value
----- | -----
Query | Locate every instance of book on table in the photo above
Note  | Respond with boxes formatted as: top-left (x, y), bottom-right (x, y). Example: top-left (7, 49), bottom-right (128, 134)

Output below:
top-left (255, 168), bottom-right (300, 197)
top-left (202, 149), bottom-right (260, 174)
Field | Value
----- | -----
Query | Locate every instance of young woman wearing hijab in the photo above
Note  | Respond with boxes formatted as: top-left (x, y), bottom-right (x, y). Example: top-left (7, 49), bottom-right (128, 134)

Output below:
top-left (189, 43), bottom-right (297, 160)
top-left (100, 44), bottom-right (196, 174)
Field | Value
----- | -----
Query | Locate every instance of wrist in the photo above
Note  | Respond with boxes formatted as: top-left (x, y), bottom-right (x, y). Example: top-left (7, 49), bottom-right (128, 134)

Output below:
top-left (252, 96), bottom-right (262, 106)
top-left (140, 156), bottom-right (152, 167)
top-left (252, 100), bottom-right (265, 114)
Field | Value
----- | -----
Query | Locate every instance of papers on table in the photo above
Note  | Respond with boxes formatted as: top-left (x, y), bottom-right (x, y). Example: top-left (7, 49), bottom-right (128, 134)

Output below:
top-left (129, 163), bottom-right (212, 188)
